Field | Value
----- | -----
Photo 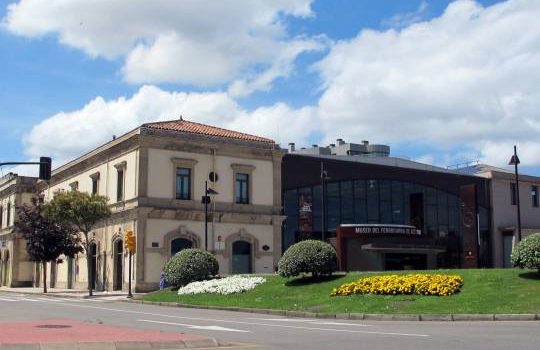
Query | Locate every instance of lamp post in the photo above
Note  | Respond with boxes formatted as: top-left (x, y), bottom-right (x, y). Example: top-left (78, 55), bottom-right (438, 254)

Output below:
top-left (320, 162), bottom-right (329, 241)
top-left (203, 181), bottom-right (219, 251)
top-left (508, 145), bottom-right (522, 242)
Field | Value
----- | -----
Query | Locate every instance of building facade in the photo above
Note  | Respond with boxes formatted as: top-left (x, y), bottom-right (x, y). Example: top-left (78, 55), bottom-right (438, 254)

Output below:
top-left (27, 118), bottom-right (284, 292)
top-left (0, 173), bottom-right (36, 287)
top-left (282, 141), bottom-right (491, 271)
top-left (468, 164), bottom-right (540, 268)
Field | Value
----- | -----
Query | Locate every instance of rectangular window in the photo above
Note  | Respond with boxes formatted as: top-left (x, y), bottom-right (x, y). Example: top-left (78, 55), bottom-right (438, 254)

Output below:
top-left (117, 169), bottom-right (124, 202)
top-left (6, 203), bottom-right (11, 227)
top-left (92, 178), bottom-right (99, 195)
top-left (235, 173), bottom-right (249, 204)
top-left (0, 206), bottom-right (3, 228)
top-left (175, 167), bottom-right (191, 200)
top-left (532, 185), bottom-right (538, 207)
top-left (510, 183), bottom-right (517, 206)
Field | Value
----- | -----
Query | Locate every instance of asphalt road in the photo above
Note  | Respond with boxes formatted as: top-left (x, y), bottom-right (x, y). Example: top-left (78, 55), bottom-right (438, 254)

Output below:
top-left (0, 292), bottom-right (538, 350)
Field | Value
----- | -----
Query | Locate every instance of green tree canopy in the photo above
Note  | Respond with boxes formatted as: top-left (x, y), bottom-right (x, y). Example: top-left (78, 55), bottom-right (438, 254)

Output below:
top-left (15, 203), bottom-right (83, 293)
top-left (44, 190), bottom-right (111, 295)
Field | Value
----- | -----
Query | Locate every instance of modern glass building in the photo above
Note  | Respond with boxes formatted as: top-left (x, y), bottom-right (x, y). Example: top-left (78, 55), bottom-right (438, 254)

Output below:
top-left (282, 149), bottom-right (491, 271)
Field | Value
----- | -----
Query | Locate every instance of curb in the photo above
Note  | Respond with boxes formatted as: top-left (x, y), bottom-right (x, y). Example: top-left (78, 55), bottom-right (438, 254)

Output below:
top-left (129, 300), bottom-right (540, 322)
top-left (0, 338), bottom-right (219, 350)
top-left (0, 289), bottom-right (131, 300)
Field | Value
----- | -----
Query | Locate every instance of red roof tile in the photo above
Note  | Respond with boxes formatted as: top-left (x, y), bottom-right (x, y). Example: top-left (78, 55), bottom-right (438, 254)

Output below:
top-left (142, 118), bottom-right (275, 144)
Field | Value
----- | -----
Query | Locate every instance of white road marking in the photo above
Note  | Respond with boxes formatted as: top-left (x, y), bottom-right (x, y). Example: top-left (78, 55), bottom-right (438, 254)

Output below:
top-left (9, 299), bottom-right (430, 338)
top-left (247, 318), bottom-right (372, 327)
top-left (247, 318), bottom-right (312, 322)
top-left (309, 321), bottom-right (372, 327)
top-left (0, 297), bottom-right (18, 301)
top-left (139, 319), bottom-right (251, 333)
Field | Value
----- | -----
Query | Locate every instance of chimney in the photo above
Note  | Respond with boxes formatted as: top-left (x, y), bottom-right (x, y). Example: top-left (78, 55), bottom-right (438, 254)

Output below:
top-left (362, 140), bottom-right (369, 145)
top-left (337, 138), bottom-right (345, 146)
top-left (288, 142), bottom-right (295, 152)
top-left (312, 144), bottom-right (318, 148)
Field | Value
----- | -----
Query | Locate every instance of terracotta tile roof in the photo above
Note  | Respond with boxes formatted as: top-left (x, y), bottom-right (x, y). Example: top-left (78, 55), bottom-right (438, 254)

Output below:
top-left (142, 118), bottom-right (275, 144)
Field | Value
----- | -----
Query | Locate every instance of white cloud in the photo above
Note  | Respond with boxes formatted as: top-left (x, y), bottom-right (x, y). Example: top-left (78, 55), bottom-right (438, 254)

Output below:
top-left (3, 0), bottom-right (319, 92)
top-left (382, 0), bottom-right (429, 29)
top-left (21, 85), bottom-right (318, 170)
top-left (313, 0), bottom-right (540, 167)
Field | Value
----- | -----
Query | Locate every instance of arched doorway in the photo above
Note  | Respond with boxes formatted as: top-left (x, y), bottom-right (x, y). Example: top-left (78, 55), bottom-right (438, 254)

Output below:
top-left (171, 238), bottom-right (193, 257)
top-left (232, 240), bottom-right (252, 274)
top-left (89, 242), bottom-right (97, 290)
top-left (113, 239), bottom-right (123, 291)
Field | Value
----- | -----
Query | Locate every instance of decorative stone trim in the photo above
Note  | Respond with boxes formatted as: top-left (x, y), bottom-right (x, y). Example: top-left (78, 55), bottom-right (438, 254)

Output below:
top-left (223, 228), bottom-right (261, 259)
top-left (69, 181), bottom-right (79, 191)
top-left (162, 225), bottom-right (200, 259)
top-left (89, 172), bottom-right (100, 180)
top-left (114, 161), bottom-right (127, 170)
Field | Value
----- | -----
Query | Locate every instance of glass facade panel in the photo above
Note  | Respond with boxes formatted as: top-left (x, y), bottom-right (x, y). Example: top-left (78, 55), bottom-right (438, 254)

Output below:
top-left (354, 180), bottom-right (367, 223)
top-left (366, 180), bottom-right (379, 223)
top-left (340, 181), bottom-right (354, 224)
top-left (327, 182), bottom-right (340, 231)
top-left (391, 181), bottom-right (404, 224)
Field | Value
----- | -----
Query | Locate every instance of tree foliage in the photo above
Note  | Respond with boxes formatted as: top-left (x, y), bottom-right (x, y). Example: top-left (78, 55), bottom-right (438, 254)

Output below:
top-left (278, 240), bottom-right (338, 279)
top-left (44, 190), bottom-right (111, 295)
top-left (15, 203), bottom-right (83, 292)
top-left (44, 191), bottom-right (111, 237)
top-left (164, 249), bottom-right (219, 287)
top-left (511, 233), bottom-right (540, 274)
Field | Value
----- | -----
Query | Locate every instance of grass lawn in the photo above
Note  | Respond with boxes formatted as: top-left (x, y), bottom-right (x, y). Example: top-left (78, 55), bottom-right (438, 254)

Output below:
top-left (142, 268), bottom-right (540, 314)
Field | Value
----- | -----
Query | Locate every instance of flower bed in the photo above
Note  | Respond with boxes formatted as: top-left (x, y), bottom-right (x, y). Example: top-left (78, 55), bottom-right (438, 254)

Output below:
top-left (177, 275), bottom-right (266, 295)
top-left (331, 274), bottom-right (463, 297)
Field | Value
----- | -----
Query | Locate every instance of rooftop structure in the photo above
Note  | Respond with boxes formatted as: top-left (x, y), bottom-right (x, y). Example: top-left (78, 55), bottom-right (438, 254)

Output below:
top-left (288, 139), bottom-right (390, 157)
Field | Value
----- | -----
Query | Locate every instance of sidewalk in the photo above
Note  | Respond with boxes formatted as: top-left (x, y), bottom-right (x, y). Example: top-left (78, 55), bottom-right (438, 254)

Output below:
top-left (0, 286), bottom-right (142, 300)
top-left (0, 319), bottom-right (220, 349)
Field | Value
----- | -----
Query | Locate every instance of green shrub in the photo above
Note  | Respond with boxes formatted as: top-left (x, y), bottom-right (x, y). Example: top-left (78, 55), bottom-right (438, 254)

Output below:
top-left (164, 249), bottom-right (219, 287)
top-left (511, 233), bottom-right (540, 274)
top-left (278, 239), bottom-right (338, 278)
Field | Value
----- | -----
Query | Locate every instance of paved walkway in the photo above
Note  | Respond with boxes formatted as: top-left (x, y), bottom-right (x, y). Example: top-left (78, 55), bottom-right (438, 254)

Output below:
top-left (0, 286), bottom-right (141, 300)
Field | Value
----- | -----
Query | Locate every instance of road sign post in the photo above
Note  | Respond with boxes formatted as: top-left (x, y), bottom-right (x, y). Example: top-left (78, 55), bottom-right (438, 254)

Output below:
top-left (124, 231), bottom-right (136, 298)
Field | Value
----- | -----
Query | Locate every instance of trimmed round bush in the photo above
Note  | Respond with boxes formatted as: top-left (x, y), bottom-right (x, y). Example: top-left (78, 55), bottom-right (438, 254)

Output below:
top-left (278, 239), bottom-right (338, 278)
top-left (511, 233), bottom-right (540, 274)
top-left (164, 248), bottom-right (219, 287)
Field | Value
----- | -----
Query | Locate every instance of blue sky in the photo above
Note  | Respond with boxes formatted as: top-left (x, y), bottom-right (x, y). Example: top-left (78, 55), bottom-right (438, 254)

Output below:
top-left (2, 0), bottom-right (539, 175)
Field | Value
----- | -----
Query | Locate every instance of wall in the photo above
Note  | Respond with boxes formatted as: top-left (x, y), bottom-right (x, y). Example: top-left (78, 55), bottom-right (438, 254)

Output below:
top-left (147, 148), bottom-right (275, 206)
top-left (489, 176), bottom-right (540, 267)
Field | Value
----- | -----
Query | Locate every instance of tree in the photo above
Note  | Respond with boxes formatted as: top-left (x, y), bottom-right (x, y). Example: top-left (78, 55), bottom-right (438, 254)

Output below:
top-left (15, 203), bottom-right (83, 293)
top-left (44, 191), bottom-right (111, 296)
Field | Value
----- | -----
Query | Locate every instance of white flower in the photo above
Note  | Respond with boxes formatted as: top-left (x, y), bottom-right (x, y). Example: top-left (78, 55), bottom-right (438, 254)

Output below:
top-left (177, 275), bottom-right (266, 295)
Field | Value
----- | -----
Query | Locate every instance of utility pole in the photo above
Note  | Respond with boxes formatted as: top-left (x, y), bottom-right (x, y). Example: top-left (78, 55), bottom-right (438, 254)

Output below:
top-left (320, 162), bottom-right (328, 241)
top-left (508, 145), bottom-right (522, 242)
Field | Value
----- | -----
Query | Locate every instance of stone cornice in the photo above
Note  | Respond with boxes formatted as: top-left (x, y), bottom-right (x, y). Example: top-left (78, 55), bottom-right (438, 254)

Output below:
top-left (140, 128), bottom-right (284, 161)
top-left (40, 134), bottom-right (142, 189)
top-left (137, 196), bottom-right (281, 216)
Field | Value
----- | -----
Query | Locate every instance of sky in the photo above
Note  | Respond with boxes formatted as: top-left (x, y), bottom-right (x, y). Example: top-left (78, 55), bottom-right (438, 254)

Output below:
top-left (1, 0), bottom-right (539, 176)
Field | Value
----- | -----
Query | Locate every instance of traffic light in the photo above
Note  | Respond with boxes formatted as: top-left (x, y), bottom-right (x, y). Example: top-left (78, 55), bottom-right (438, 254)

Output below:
top-left (124, 231), bottom-right (136, 254)
top-left (39, 157), bottom-right (52, 181)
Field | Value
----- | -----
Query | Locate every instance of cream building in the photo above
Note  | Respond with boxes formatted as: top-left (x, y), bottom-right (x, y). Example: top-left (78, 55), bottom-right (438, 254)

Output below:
top-left (32, 118), bottom-right (284, 292)
top-left (473, 164), bottom-right (540, 268)
top-left (0, 173), bottom-right (36, 287)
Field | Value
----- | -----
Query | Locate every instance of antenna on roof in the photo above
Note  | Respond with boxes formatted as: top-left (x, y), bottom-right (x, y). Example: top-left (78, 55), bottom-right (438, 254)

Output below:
top-left (179, 115), bottom-right (183, 121)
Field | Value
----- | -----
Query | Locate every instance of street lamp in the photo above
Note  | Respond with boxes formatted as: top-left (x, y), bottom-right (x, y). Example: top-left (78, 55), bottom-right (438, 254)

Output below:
top-left (202, 180), bottom-right (219, 250)
top-left (508, 145), bottom-right (522, 242)
top-left (320, 162), bottom-right (329, 241)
